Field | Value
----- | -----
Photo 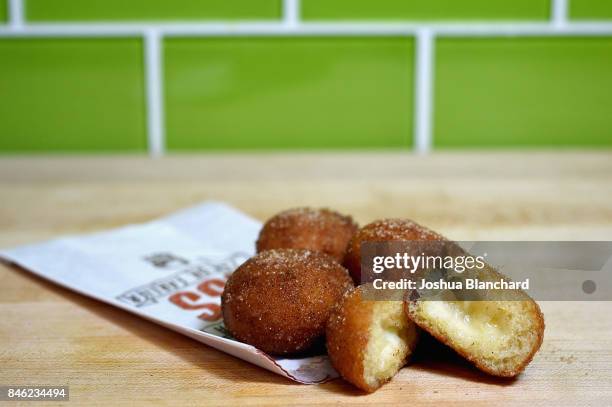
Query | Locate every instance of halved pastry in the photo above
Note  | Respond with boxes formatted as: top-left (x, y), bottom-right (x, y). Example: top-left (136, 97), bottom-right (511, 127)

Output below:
top-left (326, 285), bottom-right (419, 392)
top-left (405, 294), bottom-right (544, 377)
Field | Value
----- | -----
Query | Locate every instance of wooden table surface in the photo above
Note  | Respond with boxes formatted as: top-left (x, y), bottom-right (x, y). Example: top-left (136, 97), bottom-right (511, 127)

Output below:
top-left (1, 152), bottom-right (611, 406)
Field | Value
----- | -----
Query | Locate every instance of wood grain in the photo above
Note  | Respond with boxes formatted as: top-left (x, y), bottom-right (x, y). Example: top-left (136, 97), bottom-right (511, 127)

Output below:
top-left (1, 152), bottom-right (611, 406)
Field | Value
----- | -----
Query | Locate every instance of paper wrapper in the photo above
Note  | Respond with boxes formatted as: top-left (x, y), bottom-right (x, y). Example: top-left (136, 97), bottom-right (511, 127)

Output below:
top-left (0, 202), bottom-right (339, 384)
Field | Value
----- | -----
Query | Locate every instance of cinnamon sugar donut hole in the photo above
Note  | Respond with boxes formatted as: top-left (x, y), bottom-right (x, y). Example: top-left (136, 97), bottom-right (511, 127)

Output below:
top-left (256, 208), bottom-right (358, 262)
top-left (344, 219), bottom-right (446, 284)
top-left (221, 249), bottom-right (354, 355)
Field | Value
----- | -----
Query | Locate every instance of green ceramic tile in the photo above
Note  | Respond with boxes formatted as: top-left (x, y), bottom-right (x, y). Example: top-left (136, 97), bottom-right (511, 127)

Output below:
top-left (0, 38), bottom-right (146, 152)
top-left (434, 37), bottom-right (612, 147)
top-left (0, 0), bottom-right (6, 23)
top-left (571, 0), bottom-right (612, 20)
top-left (164, 37), bottom-right (414, 150)
top-left (302, 0), bottom-right (549, 21)
top-left (27, 0), bottom-right (281, 21)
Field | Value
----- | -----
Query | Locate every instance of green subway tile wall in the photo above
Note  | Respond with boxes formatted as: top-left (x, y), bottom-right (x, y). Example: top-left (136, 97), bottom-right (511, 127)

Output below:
top-left (571, 0), bottom-right (612, 20)
top-left (164, 37), bottom-right (414, 150)
top-left (435, 37), bottom-right (612, 147)
top-left (1, 1), bottom-right (612, 153)
top-left (27, 0), bottom-right (282, 21)
top-left (0, 38), bottom-right (146, 152)
top-left (0, 0), bottom-right (6, 23)
top-left (302, 0), bottom-right (550, 21)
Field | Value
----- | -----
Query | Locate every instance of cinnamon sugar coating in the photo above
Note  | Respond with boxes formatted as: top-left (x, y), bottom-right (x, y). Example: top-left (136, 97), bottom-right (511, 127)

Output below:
top-left (222, 249), bottom-right (354, 355)
top-left (256, 208), bottom-right (358, 262)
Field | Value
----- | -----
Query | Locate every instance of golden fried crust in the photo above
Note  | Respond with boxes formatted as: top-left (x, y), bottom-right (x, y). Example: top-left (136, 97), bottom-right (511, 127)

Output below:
top-left (256, 208), bottom-right (358, 262)
top-left (405, 297), bottom-right (545, 377)
top-left (222, 249), bottom-right (354, 356)
top-left (325, 287), bottom-right (377, 392)
top-left (344, 219), bottom-right (445, 284)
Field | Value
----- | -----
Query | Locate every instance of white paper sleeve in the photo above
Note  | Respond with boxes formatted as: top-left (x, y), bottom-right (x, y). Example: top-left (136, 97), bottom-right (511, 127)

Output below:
top-left (0, 201), bottom-right (339, 384)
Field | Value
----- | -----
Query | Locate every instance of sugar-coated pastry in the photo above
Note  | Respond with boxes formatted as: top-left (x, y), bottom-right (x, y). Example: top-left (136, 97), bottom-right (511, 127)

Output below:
top-left (344, 219), bottom-right (445, 284)
top-left (222, 249), bottom-right (354, 355)
top-left (256, 208), bottom-right (358, 262)
top-left (405, 284), bottom-right (545, 377)
top-left (326, 285), bottom-right (419, 393)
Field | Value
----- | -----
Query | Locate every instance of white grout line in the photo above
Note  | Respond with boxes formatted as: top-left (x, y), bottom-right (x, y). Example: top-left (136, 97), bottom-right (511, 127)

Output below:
top-left (144, 29), bottom-right (165, 157)
top-left (413, 29), bottom-right (434, 154)
top-left (282, 0), bottom-right (300, 28)
top-left (552, 0), bottom-right (569, 28)
top-left (8, 0), bottom-right (24, 29)
top-left (2, 22), bottom-right (612, 37)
